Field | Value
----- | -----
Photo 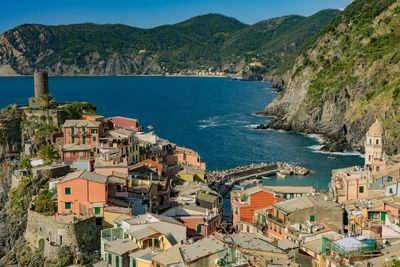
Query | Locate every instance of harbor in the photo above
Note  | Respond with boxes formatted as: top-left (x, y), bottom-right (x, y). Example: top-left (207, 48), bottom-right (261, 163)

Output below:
top-left (207, 162), bottom-right (309, 195)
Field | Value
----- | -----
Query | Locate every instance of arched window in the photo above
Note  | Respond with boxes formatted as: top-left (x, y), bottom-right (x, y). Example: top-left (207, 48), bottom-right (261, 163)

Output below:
top-left (376, 139), bottom-right (379, 145)
top-left (369, 139), bottom-right (372, 144)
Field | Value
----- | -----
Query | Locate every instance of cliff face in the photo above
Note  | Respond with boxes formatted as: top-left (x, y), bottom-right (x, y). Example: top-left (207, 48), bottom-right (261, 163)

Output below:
top-left (260, 0), bottom-right (400, 153)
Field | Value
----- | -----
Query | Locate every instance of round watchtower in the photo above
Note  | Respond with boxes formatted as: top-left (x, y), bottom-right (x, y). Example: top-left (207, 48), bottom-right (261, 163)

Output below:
top-left (34, 71), bottom-right (49, 98)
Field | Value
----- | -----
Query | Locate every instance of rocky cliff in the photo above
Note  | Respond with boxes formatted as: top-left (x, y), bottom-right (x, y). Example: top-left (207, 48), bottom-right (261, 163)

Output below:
top-left (259, 0), bottom-right (400, 153)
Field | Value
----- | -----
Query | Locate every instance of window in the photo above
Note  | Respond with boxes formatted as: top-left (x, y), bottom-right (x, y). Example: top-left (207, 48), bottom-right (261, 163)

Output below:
top-left (310, 215), bottom-right (315, 222)
top-left (93, 136), bottom-right (96, 142)
top-left (65, 202), bottom-right (71, 209)
top-left (269, 223), bottom-right (272, 230)
top-left (376, 166), bottom-right (379, 172)
top-left (247, 225), bottom-right (250, 232)
top-left (279, 226), bottom-right (281, 234)
top-left (196, 224), bottom-right (202, 233)
top-left (79, 152), bottom-right (84, 157)
top-left (369, 139), bottom-right (372, 144)
top-left (274, 223), bottom-right (276, 232)
top-left (115, 255), bottom-right (120, 267)
top-left (66, 152), bottom-right (71, 158)
top-left (156, 264), bottom-right (160, 267)
top-left (376, 139), bottom-right (379, 145)
top-left (108, 253), bottom-right (112, 264)
top-left (82, 126), bottom-right (85, 132)
top-left (359, 186), bottom-right (364, 193)
top-left (389, 188), bottom-right (393, 194)
top-left (276, 210), bottom-right (279, 218)
top-left (94, 207), bottom-right (100, 214)
top-left (93, 147), bottom-right (97, 152)
top-left (132, 258), bottom-right (136, 267)
top-left (64, 187), bottom-right (71, 195)
top-left (71, 136), bottom-right (75, 144)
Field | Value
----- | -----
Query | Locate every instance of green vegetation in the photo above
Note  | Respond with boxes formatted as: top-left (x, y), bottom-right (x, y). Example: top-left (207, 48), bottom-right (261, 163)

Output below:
top-left (273, 0), bottom-right (400, 145)
top-left (62, 102), bottom-right (97, 120)
top-left (1, 11), bottom-right (339, 76)
top-left (9, 176), bottom-right (32, 215)
top-left (38, 144), bottom-right (60, 163)
top-left (17, 157), bottom-right (32, 173)
top-left (34, 189), bottom-right (56, 215)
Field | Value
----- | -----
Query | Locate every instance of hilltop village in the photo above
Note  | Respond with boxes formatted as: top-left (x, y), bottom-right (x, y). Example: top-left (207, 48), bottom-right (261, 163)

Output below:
top-left (1, 72), bottom-right (400, 267)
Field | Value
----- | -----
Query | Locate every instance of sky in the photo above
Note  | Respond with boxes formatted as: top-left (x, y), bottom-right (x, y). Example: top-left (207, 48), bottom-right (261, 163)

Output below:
top-left (1, 0), bottom-right (353, 34)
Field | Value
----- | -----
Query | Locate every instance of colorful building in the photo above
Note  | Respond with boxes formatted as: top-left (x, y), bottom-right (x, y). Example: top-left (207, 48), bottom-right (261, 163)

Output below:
top-left (57, 170), bottom-right (108, 216)
top-left (231, 185), bottom-right (283, 232)
top-left (108, 116), bottom-right (143, 132)
top-left (61, 119), bottom-right (102, 161)
top-left (166, 146), bottom-right (206, 171)
top-left (265, 196), bottom-right (344, 240)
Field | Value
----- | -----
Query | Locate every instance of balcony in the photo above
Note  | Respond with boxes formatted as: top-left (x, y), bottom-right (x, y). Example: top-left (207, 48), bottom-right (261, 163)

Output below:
top-left (267, 214), bottom-right (285, 225)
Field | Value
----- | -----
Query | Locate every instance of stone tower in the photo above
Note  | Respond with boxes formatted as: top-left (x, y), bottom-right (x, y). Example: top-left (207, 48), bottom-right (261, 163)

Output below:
top-left (34, 71), bottom-right (49, 98)
top-left (29, 71), bottom-right (50, 107)
top-left (365, 119), bottom-right (385, 168)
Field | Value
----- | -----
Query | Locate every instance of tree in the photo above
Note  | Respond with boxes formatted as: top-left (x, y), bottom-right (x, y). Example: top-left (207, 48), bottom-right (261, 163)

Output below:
top-left (38, 144), bottom-right (60, 163)
top-left (35, 189), bottom-right (56, 215)
top-left (40, 94), bottom-right (55, 123)
top-left (18, 156), bottom-right (32, 172)
top-left (62, 102), bottom-right (97, 120)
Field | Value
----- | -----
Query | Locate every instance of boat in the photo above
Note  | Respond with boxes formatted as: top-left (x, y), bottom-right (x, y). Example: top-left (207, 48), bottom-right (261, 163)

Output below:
top-left (233, 178), bottom-right (261, 190)
top-left (261, 176), bottom-right (271, 180)
top-left (276, 172), bottom-right (286, 179)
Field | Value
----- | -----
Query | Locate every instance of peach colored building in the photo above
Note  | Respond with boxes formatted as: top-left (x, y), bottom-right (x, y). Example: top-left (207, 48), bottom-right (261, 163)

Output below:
top-left (81, 113), bottom-right (104, 122)
top-left (57, 170), bottom-right (108, 216)
top-left (166, 146), bottom-right (206, 170)
top-left (330, 166), bottom-right (369, 204)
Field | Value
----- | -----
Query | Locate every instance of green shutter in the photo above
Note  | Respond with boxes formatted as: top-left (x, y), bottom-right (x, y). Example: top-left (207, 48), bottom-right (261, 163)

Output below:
top-left (276, 210), bottom-right (279, 218)
top-left (93, 136), bottom-right (96, 142)
top-left (115, 255), bottom-right (120, 267)
top-left (65, 202), bottom-right (71, 209)
top-left (262, 215), bottom-right (266, 224)
top-left (132, 258), bottom-right (136, 267)
top-left (82, 136), bottom-right (86, 144)
top-left (93, 147), bottom-right (97, 152)
top-left (381, 212), bottom-right (386, 222)
top-left (359, 186), bottom-right (364, 193)
top-left (310, 215), bottom-right (315, 222)
top-left (65, 187), bottom-right (71, 195)
top-left (197, 224), bottom-right (202, 233)
top-left (82, 126), bottom-right (85, 133)
top-left (95, 207), bottom-right (100, 214)
top-left (108, 253), bottom-right (112, 264)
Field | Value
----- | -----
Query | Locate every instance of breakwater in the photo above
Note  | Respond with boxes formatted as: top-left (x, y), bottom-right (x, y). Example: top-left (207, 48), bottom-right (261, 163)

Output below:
top-left (207, 162), bottom-right (309, 195)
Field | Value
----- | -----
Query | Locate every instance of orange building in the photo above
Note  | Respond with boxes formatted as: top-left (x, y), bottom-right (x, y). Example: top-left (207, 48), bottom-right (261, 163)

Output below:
top-left (57, 170), bottom-right (108, 216)
top-left (81, 113), bottom-right (104, 122)
top-left (231, 186), bottom-right (282, 231)
top-left (166, 146), bottom-right (206, 170)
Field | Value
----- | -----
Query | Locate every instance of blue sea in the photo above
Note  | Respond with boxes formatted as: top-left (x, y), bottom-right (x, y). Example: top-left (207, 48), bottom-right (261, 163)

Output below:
top-left (0, 76), bottom-right (363, 191)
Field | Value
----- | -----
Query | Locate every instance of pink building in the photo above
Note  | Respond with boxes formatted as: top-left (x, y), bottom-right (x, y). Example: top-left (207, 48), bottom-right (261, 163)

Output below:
top-left (372, 158), bottom-right (387, 175)
top-left (61, 120), bottom-right (102, 161)
top-left (108, 116), bottom-right (143, 132)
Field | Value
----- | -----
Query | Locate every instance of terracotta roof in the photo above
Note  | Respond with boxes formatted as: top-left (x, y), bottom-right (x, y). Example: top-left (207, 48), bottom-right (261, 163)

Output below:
top-left (140, 159), bottom-right (163, 171)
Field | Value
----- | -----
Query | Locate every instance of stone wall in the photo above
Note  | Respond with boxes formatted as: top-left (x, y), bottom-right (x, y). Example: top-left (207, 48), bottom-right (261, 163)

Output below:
top-left (24, 210), bottom-right (100, 259)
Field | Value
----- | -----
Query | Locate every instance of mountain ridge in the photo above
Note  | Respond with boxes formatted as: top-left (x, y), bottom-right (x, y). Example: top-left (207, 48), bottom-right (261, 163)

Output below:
top-left (0, 10), bottom-right (340, 76)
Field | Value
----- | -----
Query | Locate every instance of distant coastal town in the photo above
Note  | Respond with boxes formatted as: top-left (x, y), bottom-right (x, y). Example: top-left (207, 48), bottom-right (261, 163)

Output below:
top-left (1, 71), bottom-right (400, 267)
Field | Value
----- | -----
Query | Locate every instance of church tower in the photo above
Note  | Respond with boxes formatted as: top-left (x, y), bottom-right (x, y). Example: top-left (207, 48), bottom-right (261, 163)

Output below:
top-left (365, 119), bottom-right (385, 168)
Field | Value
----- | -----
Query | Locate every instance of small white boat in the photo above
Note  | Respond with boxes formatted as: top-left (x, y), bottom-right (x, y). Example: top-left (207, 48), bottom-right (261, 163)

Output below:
top-left (261, 176), bottom-right (271, 180)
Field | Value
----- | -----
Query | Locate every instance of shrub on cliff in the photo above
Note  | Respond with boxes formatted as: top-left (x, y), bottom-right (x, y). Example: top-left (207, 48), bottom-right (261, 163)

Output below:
top-left (38, 144), bottom-right (60, 163)
top-left (62, 102), bottom-right (97, 120)
top-left (34, 189), bottom-right (56, 215)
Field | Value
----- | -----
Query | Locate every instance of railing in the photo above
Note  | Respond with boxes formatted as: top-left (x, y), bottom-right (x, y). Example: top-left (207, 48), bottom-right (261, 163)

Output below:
top-left (267, 214), bottom-right (284, 224)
